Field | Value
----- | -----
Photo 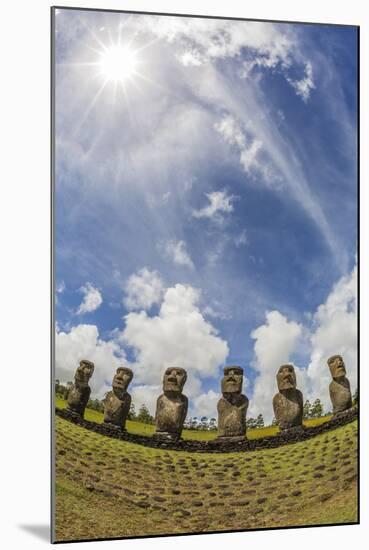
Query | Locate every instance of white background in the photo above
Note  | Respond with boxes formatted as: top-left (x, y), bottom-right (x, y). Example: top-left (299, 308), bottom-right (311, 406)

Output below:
top-left (0, 0), bottom-right (367, 548)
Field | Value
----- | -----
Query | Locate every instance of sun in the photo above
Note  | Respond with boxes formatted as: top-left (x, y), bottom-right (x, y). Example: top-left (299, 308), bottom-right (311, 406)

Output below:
top-left (98, 46), bottom-right (139, 83)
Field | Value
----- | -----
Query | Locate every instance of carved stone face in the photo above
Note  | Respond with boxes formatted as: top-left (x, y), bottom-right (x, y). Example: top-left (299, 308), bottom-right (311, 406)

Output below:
top-left (277, 364), bottom-right (296, 391)
top-left (163, 367), bottom-right (187, 394)
top-left (221, 366), bottom-right (243, 394)
top-left (112, 367), bottom-right (133, 396)
top-left (75, 360), bottom-right (94, 387)
top-left (328, 355), bottom-right (346, 379)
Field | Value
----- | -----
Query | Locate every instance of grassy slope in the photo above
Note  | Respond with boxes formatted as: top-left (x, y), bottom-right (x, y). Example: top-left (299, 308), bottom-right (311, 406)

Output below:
top-left (54, 413), bottom-right (357, 542)
top-left (55, 397), bottom-right (332, 440)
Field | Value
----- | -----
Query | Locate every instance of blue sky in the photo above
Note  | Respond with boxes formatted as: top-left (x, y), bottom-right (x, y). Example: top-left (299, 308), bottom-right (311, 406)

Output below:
top-left (54, 9), bottom-right (357, 421)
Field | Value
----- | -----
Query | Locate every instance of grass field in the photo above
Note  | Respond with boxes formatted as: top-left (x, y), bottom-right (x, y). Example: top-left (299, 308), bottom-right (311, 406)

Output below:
top-left (54, 409), bottom-right (357, 541)
top-left (55, 397), bottom-right (332, 440)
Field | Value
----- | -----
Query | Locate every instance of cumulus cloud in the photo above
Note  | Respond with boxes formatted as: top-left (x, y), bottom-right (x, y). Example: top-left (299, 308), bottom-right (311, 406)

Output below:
top-left (130, 384), bottom-right (161, 417)
top-left (248, 262), bottom-right (357, 420)
top-left (306, 263), bottom-right (357, 410)
top-left (249, 310), bottom-right (303, 421)
top-left (192, 190), bottom-right (236, 223)
top-left (76, 282), bottom-right (103, 315)
top-left (191, 389), bottom-right (220, 419)
top-left (55, 324), bottom-right (125, 397)
top-left (124, 267), bottom-right (164, 311)
top-left (159, 239), bottom-right (194, 269)
top-left (120, 283), bottom-right (229, 401)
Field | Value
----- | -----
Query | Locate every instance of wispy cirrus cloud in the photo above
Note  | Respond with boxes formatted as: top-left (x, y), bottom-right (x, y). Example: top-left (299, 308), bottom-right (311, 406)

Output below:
top-left (158, 239), bottom-right (194, 269)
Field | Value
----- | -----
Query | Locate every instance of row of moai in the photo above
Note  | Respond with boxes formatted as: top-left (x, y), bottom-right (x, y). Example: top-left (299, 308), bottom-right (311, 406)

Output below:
top-left (65, 354), bottom-right (353, 441)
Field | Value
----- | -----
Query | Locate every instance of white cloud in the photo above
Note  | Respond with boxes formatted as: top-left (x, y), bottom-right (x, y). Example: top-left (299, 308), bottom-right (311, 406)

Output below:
top-left (214, 115), bottom-right (272, 181)
top-left (130, 384), bottom-right (161, 417)
top-left (55, 324), bottom-right (125, 398)
top-left (76, 282), bottom-right (103, 315)
top-left (192, 190), bottom-right (236, 222)
top-left (249, 310), bottom-right (303, 421)
top-left (214, 115), bottom-right (247, 149)
top-left (56, 280), bottom-right (65, 293)
top-left (178, 49), bottom-right (203, 67)
top-left (137, 16), bottom-right (312, 103)
top-left (159, 239), bottom-right (194, 269)
top-left (248, 262), bottom-right (357, 420)
top-left (120, 283), bottom-right (229, 391)
top-left (240, 138), bottom-right (263, 172)
top-left (306, 263), bottom-right (357, 411)
top-left (287, 61), bottom-right (315, 102)
top-left (203, 303), bottom-right (230, 321)
top-left (124, 267), bottom-right (164, 311)
top-left (192, 389), bottom-right (220, 419)
top-left (234, 229), bottom-right (248, 247)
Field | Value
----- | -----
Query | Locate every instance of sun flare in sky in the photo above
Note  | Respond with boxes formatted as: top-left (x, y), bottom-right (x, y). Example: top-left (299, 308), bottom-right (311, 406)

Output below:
top-left (98, 45), bottom-right (139, 83)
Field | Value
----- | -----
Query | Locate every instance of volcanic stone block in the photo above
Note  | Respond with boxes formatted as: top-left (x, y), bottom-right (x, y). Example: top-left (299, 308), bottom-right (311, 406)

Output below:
top-left (217, 366), bottom-right (248, 439)
top-left (67, 359), bottom-right (94, 417)
top-left (155, 367), bottom-right (188, 440)
top-left (328, 355), bottom-right (352, 415)
top-left (273, 364), bottom-right (303, 430)
top-left (104, 367), bottom-right (133, 430)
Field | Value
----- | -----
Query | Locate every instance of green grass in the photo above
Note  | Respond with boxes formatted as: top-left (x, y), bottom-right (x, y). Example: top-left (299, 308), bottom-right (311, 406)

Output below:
top-left (55, 398), bottom-right (332, 440)
top-left (54, 411), bottom-right (357, 542)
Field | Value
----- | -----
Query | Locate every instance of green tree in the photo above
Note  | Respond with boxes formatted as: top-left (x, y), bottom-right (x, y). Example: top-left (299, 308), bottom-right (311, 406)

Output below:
top-left (256, 414), bottom-right (264, 428)
top-left (310, 398), bottom-right (323, 418)
top-left (246, 417), bottom-right (257, 429)
top-left (200, 416), bottom-right (208, 430)
top-left (128, 402), bottom-right (136, 420)
top-left (137, 404), bottom-right (154, 424)
top-left (209, 418), bottom-right (217, 431)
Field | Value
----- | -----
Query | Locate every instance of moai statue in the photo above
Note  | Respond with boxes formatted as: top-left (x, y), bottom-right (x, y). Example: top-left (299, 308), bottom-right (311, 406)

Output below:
top-left (67, 359), bottom-right (95, 417)
top-left (328, 355), bottom-right (352, 415)
top-left (217, 366), bottom-right (248, 439)
top-left (104, 367), bottom-right (133, 430)
top-left (155, 367), bottom-right (188, 440)
top-left (273, 364), bottom-right (303, 430)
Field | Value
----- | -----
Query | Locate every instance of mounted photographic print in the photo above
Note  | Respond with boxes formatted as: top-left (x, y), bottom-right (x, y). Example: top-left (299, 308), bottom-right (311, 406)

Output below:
top-left (52, 6), bottom-right (359, 543)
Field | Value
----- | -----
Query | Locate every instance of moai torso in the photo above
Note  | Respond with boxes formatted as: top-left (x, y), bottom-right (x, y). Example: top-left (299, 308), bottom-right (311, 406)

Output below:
top-left (66, 360), bottom-right (94, 418)
top-left (327, 355), bottom-right (352, 415)
top-left (103, 367), bottom-right (133, 429)
top-left (217, 394), bottom-right (248, 438)
top-left (329, 378), bottom-right (352, 414)
top-left (155, 393), bottom-right (188, 436)
top-left (273, 389), bottom-right (303, 430)
top-left (104, 392), bottom-right (131, 429)
top-left (155, 367), bottom-right (188, 439)
top-left (217, 366), bottom-right (248, 439)
top-left (67, 385), bottom-right (91, 416)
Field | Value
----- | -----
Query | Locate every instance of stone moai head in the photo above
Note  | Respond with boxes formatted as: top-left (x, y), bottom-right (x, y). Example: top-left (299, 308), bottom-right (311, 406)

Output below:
top-left (328, 355), bottom-right (346, 379)
top-left (276, 364), bottom-right (297, 391)
top-left (163, 367), bottom-right (187, 395)
top-left (112, 367), bottom-right (133, 398)
top-left (75, 360), bottom-right (94, 388)
top-left (221, 366), bottom-right (243, 395)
